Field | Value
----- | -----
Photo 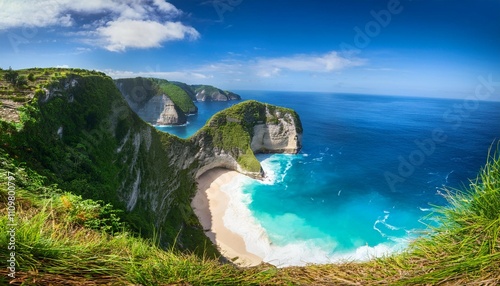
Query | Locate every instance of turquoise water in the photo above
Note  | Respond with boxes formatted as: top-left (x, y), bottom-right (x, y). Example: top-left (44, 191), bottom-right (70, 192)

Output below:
top-left (157, 91), bottom-right (500, 266)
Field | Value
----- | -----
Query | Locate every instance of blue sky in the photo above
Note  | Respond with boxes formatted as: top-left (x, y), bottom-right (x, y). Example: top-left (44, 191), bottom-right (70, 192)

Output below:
top-left (0, 0), bottom-right (499, 99)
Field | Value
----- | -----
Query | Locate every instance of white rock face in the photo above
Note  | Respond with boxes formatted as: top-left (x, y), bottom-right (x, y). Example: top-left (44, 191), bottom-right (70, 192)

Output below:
top-left (135, 95), bottom-right (186, 125)
top-left (251, 114), bottom-right (302, 154)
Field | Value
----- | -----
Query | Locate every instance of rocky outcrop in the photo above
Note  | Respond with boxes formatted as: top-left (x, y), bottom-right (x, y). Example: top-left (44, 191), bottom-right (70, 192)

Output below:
top-left (192, 85), bottom-right (241, 101)
top-left (135, 95), bottom-right (187, 125)
top-left (115, 78), bottom-right (193, 125)
top-left (170, 82), bottom-right (241, 102)
top-left (191, 100), bottom-right (303, 179)
top-left (115, 78), bottom-right (241, 125)
top-left (251, 113), bottom-right (302, 154)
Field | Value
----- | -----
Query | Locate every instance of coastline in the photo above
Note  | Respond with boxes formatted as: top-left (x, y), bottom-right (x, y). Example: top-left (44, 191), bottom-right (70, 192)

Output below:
top-left (192, 168), bottom-right (263, 267)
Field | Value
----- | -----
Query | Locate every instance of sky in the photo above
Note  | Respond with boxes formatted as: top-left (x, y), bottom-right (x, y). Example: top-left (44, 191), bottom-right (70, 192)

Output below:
top-left (0, 0), bottom-right (499, 99)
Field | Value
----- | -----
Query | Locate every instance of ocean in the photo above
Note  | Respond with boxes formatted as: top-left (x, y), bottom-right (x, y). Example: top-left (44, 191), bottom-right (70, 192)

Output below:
top-left (156, 91), bottom-right (500, 267)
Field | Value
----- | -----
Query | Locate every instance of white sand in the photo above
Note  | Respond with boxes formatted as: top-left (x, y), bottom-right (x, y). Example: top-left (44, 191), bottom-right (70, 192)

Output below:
top-left (191, 168), bottom-right (263, 267)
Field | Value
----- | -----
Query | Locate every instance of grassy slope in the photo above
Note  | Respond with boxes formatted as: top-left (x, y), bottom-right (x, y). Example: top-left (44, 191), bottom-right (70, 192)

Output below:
top-left (171, 81), bottom-right (198, 102)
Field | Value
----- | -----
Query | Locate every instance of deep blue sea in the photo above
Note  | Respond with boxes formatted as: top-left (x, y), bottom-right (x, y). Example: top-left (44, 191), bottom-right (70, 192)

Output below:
top-left (157, 91), bottom-right (500, 266)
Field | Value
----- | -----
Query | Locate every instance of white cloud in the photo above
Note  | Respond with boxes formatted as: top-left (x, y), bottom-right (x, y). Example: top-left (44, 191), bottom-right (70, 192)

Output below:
top-left (97, 20), bottom-right (199, 52)
top-left (0, 0), bottom-right (198, 52)
top-left (101, 50), bottom-right (365, 89)
top-left (255, 51), bottom-right (366, 77)
top-left (152, 0), bottom-right (179, 14)
top-left (193, 51), bottom-right (366, 78)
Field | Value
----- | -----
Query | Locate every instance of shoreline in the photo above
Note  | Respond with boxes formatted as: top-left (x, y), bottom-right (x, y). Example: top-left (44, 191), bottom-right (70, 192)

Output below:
top-left (192, 168), bottom-right (263, 267)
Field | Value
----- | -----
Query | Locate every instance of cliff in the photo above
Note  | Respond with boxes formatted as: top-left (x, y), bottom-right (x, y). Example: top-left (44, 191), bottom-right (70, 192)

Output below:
top-left (191, 84), bottom-right (242, 101)
top-left (0, 68), bottom-right (302, 254)
top-left (115, 78), bottom-right (242, 126)
top-left (192, 100), bottom-right (302, 178)
top-left (115, 77), bottom-right (196, 125)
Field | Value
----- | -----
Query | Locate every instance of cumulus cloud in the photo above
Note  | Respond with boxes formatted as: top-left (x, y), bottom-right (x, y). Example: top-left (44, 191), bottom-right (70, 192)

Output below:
top-left (97, 20), bottom-right (199, 52)
top-left (0, 0), bottom-right (198, 52)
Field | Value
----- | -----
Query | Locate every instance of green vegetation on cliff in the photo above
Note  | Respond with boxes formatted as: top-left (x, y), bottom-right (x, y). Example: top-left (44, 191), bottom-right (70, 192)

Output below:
top-left (1, 68), bottom-right (216, 257)
top-left (171, 81), bottom-right (198, 101)
top-left (152, 79), bottom-right (198, 114)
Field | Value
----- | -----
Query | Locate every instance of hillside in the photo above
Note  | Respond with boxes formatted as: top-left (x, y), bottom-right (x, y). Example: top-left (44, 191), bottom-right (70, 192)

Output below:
top-left (1, 67), bottom-right (499, 285)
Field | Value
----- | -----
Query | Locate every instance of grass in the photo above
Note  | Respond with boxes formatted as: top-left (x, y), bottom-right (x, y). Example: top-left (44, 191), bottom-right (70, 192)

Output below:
top-left (397, 146), bottom-right (500, 284)
top-left (1, 146), bottom-right (499, 285)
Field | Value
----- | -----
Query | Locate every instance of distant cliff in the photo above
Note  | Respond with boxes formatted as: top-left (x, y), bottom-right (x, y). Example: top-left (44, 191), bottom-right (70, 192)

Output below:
top-left (115, 78), bottom-right (241, 125)
top-left (115, 78), bottom-right (195, 126)
top-left (171, 82), bottom-right (241, 102)
top-left (191, 85), bottom-right (241, 101)
top-left (0, 68), bottom-right (302, 254)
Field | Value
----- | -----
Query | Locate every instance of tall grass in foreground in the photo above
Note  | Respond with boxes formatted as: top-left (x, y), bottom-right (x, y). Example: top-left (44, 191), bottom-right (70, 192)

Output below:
top-left (1, 146), bottom-right (499, 285)
top-left (0, 190), bottom-right (280, 285)
top-left (400, 147), bottom-right (500, 285)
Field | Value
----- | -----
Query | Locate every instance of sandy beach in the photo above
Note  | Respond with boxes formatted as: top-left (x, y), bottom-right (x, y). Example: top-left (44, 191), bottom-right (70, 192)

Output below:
top-left (192, 168), bottom-right (263, 267)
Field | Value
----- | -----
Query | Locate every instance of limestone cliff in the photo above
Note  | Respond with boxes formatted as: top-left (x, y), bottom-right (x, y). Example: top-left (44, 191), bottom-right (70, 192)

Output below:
top-left (135, 94), bottom-right (187, 125)
top-left (115, 77), bottom-right (195, 125)
top-left (192, 85), bottom-right (242, 101)
top-left (115, 78), bottom-right (242, 125)
top-left (191, 100), bottom-right (303, 178)
top-left (251, 110), bottom-right (303, 154)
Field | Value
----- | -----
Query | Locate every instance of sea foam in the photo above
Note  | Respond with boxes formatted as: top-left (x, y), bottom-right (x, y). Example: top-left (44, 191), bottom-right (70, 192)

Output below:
top-left (219, 155), bottom-right (412, 267)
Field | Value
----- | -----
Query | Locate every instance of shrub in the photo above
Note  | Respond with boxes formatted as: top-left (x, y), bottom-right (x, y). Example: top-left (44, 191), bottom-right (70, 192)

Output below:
top-left (3, 67), bottom-right (18, 85)
top-left (15, 75), bottom-right (28, 88)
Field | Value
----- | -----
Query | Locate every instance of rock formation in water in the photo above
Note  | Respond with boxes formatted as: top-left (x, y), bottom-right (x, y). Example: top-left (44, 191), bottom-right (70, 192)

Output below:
top-left (192, 100), bottom-right (302, 178)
